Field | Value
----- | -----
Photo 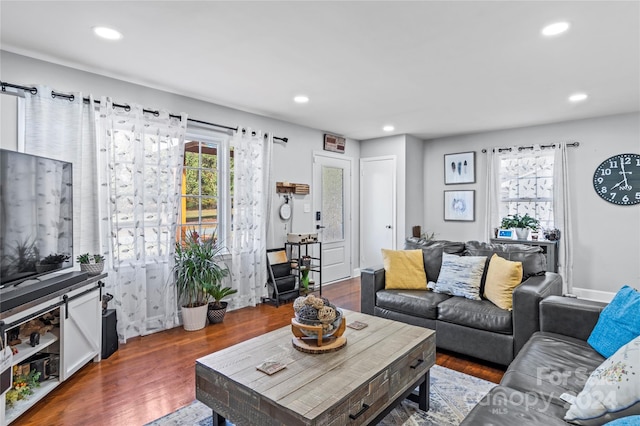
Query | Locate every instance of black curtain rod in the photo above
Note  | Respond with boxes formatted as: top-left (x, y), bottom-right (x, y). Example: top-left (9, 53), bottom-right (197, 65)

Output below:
top-left (1, 80), bottom-right (288, 143)
top-left (481, 142), bottom-right (579, 153)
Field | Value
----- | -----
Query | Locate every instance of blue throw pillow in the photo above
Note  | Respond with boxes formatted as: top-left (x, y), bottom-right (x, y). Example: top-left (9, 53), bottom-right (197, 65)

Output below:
top-left (603, 416), bottom-right (640, 425)
top-left (587, 285), bottom-right (640, 358)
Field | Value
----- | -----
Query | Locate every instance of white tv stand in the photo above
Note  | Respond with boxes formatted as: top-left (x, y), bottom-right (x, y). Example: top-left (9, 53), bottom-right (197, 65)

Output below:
top-left (0, 272), bottom-right (106, 425)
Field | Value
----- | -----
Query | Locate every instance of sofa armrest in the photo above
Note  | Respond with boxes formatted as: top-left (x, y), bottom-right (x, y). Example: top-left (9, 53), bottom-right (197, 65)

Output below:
top-left (540, 295), bottom-right (606, 341)
top-left (360, 265), bottom-right (385, 315)
top-left (512, 272), bottom-right (563, 355)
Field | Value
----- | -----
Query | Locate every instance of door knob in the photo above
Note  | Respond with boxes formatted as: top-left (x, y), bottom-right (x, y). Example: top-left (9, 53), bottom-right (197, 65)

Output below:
top-left (316, 225), bottom-right (326, 229)
top-left (385, 225), bottom-right (392, 229)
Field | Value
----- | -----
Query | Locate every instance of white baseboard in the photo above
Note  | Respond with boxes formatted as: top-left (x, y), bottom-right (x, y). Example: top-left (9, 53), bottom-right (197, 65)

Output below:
top-left (572, 287), bottom-right (615, 303)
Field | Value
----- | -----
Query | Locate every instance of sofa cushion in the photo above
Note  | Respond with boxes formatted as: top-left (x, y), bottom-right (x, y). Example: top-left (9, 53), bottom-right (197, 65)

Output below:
top-left (501, 332), bottom-right (605, 407)
top-left (565, 335), bottom-right (640, 425)
top-left (428, 253), bottom-right (486, 300)
top-left (588, 285), bottom-right (640, 358)
top-left (381, 249), bottom-right (428, 290)
top-left (376, 289), bottom-right (451, 320)
top-left (464, 241), bottom-right (546, 294)
top-left (404, 238), bottom-right (465, 283)
top-left (437, 296), bottom-right (513, 334)
top-left (484, 254), bottom-right (523, 310)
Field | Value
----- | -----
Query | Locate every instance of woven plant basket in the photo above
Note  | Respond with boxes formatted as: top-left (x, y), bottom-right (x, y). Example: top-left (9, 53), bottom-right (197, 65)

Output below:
top-left (207, 302), bottom-right (228, 324)
top-left (80, 262), bottom-right (104, 276)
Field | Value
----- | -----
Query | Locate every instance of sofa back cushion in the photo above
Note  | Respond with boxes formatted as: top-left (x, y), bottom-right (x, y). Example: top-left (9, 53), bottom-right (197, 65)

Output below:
top-left (464, 241), bottom-right (546, 293)
top-left (381, 249), bottom-right (428, 290)
top-left (405, 238), bottom-right (465, 282)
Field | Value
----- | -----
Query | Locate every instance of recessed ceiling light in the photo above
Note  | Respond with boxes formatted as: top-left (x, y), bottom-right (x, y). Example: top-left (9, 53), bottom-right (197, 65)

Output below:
top-left (293, 95), bottom-right (309, 104)
top-left (383, 125), bottom-right (395, 132)
top-left (569, 93), bottom-right (588, 102)
top-left (542, 22), bottom-right (570, 36)
top-left (93, 26), bottom-right (123, 41)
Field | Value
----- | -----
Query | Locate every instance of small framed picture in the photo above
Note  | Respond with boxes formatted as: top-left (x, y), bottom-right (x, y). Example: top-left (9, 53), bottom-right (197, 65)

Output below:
top-left (444, 190), bottom-right (475, 221)
top-left (324, 134), bottom-right (345, 153)
top-left (444, 151), bottom-right (475, 184)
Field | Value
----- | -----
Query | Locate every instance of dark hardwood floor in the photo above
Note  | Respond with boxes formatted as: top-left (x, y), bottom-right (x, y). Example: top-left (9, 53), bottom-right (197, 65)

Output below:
top-left (14, 278), bottom-right (504, 426)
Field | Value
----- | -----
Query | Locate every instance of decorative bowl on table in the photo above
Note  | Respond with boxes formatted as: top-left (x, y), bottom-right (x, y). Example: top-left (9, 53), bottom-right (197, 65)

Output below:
top-left (293, 295), bottom-right (343, 338)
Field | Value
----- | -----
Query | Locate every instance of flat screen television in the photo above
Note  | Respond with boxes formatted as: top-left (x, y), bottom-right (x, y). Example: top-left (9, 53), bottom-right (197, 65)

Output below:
top-left (0, 149), bottom-right (73, 287)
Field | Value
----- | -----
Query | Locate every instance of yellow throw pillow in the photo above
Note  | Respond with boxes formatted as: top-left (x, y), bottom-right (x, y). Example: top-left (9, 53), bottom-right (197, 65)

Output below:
top-left (382, 249), bottom-right (428, 290)
top-left (484, 254), bottom-right (523, 310)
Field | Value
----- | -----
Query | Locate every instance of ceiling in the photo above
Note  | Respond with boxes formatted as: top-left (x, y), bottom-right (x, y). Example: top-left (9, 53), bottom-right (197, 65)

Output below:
top-left (1, 1), bottom-right (639, 141)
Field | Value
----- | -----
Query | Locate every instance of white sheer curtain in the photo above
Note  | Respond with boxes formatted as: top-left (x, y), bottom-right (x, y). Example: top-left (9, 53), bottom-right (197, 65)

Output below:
top-left (96, 98), bottom-right (187, 341)
top-left (228, 128), bottom-right (273, 309)
top-left (553, 143), bottom-right (573, 293)
top-left (21, 85), bottom-right (99, 258)
top-left (484, 147), bottom-right (501, 240)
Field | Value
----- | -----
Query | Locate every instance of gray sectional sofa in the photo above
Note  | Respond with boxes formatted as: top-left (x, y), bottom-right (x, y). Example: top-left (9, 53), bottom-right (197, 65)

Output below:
top-left (360, 238), bottom-right (563, 365)
top-left (461, 296), bottom-right (615, 425)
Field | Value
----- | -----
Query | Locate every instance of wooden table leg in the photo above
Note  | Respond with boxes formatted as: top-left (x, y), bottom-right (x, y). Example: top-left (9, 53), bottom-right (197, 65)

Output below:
top-left (418, 370), bottom-right (430, 411)
top-left (212, 410), bottom-right (226, 426)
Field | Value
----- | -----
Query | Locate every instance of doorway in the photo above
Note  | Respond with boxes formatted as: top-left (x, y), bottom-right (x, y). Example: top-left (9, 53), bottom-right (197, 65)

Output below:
top-left (360, 156), bottom-right (396, 268)
top-left (312, 153), bottom-right (352, 284)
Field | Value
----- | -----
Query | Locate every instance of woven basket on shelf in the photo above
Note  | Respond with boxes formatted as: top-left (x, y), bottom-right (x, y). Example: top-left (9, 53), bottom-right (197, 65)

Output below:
top-left (80, 262), bottom-right (104, 276)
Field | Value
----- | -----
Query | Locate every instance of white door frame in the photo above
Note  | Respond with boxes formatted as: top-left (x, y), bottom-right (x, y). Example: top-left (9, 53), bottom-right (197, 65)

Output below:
top-left (312, 151), bottom-right (354, 283)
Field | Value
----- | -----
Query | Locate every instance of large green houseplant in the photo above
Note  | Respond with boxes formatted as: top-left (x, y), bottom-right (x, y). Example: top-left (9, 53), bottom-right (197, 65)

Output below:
top-left (173, 229), bottom-right (229, 331)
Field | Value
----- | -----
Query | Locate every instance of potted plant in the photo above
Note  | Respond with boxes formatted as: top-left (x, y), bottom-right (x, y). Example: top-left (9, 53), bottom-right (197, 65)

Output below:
top-left (36, 253), bottom-right (71, 273)
top-left (76, 253), bottom-right (105, 276)
top-left (204, 281), bottom-right (235, 324)
top-left (173, 229), bottom-right (228, 331)
top-left (500, 213), bottom-right (540, 240)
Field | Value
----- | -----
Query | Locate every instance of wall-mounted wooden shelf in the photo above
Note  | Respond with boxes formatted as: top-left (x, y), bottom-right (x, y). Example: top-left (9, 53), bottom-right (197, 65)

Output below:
top-left (276, 182), bottom-right (309, 195)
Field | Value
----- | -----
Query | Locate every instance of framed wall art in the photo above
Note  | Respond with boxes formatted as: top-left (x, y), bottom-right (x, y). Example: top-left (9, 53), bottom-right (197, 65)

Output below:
top-left (444, 151), bottom-right (475, 184)
top-left (324, 134), bottom-right (346, 153)
top-left (444, 190), bottom-right (475, 222)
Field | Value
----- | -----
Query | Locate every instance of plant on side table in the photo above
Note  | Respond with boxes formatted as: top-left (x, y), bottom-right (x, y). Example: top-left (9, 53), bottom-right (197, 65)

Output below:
top-left (500, 213), bottom-right (540, 240)
top-left (173, 229), bottom-right (230, 331)
top-left (76, 253), bottom-right (105, 276)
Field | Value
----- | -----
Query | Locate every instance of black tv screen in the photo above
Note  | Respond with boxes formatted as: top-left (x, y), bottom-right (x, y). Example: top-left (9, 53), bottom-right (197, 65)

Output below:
top-left (0, 149), bottom-right (73, 287)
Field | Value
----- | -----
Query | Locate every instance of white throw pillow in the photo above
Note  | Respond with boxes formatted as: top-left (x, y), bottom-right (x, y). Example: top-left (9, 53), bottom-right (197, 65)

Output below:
top-left (427, 253), bottom-right (486, 300)
top-left (565, 335), bottom-right (640, 425)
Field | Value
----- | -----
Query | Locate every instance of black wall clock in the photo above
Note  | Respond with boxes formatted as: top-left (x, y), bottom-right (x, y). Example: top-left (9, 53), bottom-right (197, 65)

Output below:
top-left (593, 153), bottom-right (640, 205)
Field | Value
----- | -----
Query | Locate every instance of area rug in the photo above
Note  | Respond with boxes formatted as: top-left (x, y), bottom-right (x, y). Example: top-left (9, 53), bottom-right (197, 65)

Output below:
top-left (146, 364), bottom-right (496, 426)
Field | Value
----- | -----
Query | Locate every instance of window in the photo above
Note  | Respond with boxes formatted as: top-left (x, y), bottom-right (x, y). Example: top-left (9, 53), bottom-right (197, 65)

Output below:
top-left (178, 128), bottom-right (233, 245)
top-left (498, 148), bottom-right (555, 230)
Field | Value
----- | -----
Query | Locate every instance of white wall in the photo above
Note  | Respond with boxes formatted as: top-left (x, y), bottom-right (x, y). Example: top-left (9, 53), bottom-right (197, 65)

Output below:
top-left (405, 135), bottom-right (425, 238)
top-left (423, 112), bottom-right (640, 294)
top-left (0, 51), bottom-right (362, 273)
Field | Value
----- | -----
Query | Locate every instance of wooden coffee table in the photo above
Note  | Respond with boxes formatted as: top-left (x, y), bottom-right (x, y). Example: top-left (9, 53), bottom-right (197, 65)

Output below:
top-left (196, 310), bottom-right (435, 425)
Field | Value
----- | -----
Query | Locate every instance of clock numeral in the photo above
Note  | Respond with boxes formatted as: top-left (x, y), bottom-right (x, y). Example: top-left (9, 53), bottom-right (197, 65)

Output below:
top-left (622, 195), bottom-right (630, 203)
top-left (609, 160), bottom-right (618, 168)
top-left (636, 159), bottom-right (640, 167)
top-left (601, 186), bottom-right (607, 193)
top-left (623, 157), bottom-right (631, 165)
top-left (611, 192), bottom-right (617, 199)
top-left (597, 177), bottom-right (604, 184)
top-left (636, 192), bottom-right (640, 200)
top-left (601, 169), bottom-right (611, 176)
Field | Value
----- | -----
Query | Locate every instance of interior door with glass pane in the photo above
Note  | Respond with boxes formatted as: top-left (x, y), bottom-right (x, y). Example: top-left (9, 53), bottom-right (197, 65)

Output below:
top-left (313, 154), bottom-right (352, 284)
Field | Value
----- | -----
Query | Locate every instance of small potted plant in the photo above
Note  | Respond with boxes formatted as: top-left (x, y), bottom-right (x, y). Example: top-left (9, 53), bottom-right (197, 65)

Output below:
top-left (36, 253), bottom-right (71, 273)
top-left (500, 213), bottom-right (540, 240)
top-left (76, 253), bottom-right (106, 276)
top-left (204, 280), bottom-right (235, 324)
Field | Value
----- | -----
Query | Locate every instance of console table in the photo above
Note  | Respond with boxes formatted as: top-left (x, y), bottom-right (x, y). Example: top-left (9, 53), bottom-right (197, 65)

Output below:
top-left (490, 239), bottom-right (558, 272)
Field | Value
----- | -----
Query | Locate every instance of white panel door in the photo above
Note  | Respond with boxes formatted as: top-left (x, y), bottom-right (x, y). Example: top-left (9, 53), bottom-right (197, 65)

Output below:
top-left (61, 287), bottom-right (101, 380)
top-left (360, 156), bottom-right (396, 268)
top-left (313, 153), bottom-right (352, 284)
